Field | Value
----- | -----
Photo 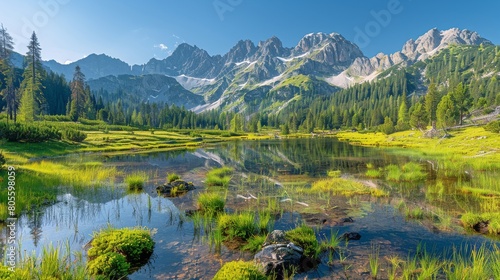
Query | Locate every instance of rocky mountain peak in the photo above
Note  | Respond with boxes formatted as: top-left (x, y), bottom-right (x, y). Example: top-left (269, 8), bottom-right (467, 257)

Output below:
top-left (401, 28), bottom-right (492, 61)
top-left (294, 32), bottom-right (331, 54)
top-left (254, 36), bottom-right (289, 59)
top-left (224, 39), bottom-right (257, 64)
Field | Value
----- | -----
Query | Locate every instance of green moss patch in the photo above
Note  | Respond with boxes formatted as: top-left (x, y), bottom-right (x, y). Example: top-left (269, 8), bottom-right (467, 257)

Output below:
top-left (87, 227), bottom-right (155, 279)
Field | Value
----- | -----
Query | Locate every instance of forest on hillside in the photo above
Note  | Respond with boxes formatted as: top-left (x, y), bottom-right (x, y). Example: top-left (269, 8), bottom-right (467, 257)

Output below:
top-left (1, 26), bottom-right (500, 137)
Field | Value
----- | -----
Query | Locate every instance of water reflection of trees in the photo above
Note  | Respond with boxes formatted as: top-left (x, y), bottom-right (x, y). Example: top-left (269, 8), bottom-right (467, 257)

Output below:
top-left (213, 139), bottom-right (403, 177)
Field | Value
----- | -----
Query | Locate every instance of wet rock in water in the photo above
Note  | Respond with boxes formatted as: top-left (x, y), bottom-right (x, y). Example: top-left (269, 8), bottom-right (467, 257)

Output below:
top-left (255, 230), bottom-right (305, 277)
top-left (301, 213), bottom-right (329, 226)
top-left (473, 221), bottom-right (489, 234)
top-left (339, 217), bottom-right (354, 223)
top-left (262, 230), bottom-right (289, 246)
top-left (156, 180), bottom-right (195, 197)
top-left (336, 217), bottom-right (354, 225)
top-left (341, 232), bottom-right (361, 241)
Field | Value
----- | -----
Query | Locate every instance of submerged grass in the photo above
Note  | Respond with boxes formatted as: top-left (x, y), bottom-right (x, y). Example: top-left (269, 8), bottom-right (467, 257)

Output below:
top-left (217, 212), bottom-right (258, 241)
top-left (197, 192), bottom-right (225, 215)
top-left (385, 162), bottom-right (426, 182)
top-left (205, 167), bottom-right (233, 188)
top-left (0, 169), bottom-right (59, 220)
top-left (309, 177), bottom-right (387, 197)
top-left (21, 160), bottom-right (118, 187)
top-left (0, 242), bottom-right (87, 279)
top-left (125, 172), bottom-right (148, 191)
top-left (369, 243), bottom-right (380, 279)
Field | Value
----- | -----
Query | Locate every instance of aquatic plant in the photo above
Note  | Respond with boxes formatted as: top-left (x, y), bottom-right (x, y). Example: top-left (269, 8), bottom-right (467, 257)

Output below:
top-left (167, 172), bottom-right (180, 183)
top-left (125, 172), bottom-right (148, 191)
top-left (242, 234), bottom-right (267, 253)
top-left (369, 243), bottom-right (380, 279)
top-left (197, 192), bottom-right (225, 215)
top-left (285, 224), bottom-right (319, 258)
top-left (213, 260), bottom-right (266, 280)
top-left (327, 170), bottom-right (342, 178)
top-left (206, 167), bottom-right (233, 188)
top-left (0, 169), bottom-right (58, 220)
top-left (87, 226), bottom-right (154, 277)
top-left (386, 255), bottom-right (402, 280)
top-left (258, 210), bottom-right (273, 234)
top-left (217, 212), bottom-right (258, 241)
top-left (320, 230), bottom-right (341, 252)
top-left (0, 242), bottom-right (87, 279)
top-left (417, 251), bottom-right (442, 280)
top-left (310, 177), bottom-right (387, 197)
top-left (208, 228), bottom-right (224, 253)
top-left (460, 212), bottom-right (500, 234)
top-left (87, 252), bottom-right (130, 280)
top-left (405, 207), bottom-right (425, 220)
top-left (385, 164), bottom-right (403, 181)
top-left (365, 168), bottom-right (383, 178)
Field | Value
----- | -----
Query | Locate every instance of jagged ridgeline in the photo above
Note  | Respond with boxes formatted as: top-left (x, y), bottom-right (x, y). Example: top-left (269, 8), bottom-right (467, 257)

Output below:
top-left (278, 44), bottom-right (500, 130)
top-left (1, 28), bottom-right (499, 131)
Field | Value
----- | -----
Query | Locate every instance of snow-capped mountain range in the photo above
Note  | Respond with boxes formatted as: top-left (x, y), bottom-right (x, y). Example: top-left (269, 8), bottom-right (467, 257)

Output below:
top-left (20, 28), bottom-right (492, 112)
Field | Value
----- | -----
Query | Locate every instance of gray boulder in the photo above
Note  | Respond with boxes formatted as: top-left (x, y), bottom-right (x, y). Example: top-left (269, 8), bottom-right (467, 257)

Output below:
top-left (254, 230), bottom-right (304, 277)
top-left (156, 180), bottom-right (195, 197)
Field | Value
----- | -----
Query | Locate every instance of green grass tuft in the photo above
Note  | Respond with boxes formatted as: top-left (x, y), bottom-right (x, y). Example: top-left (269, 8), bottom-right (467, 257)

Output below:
top-left (197, 192), bottom-right (225, 215)
top-left (205, 167), bottom-right (233, 188)
top-left (125, 172), bottom-right (148, 190)
top-left (285, 225), bottom-right (319, 258)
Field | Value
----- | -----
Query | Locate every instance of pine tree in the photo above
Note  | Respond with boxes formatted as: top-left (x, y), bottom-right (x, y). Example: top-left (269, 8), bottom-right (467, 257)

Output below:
top-left (0, 24), bottom-right (14, 60)
top-left (68, 66), bottom-right (87, 121)
top-left (425, 82), bottom-right (439, 129)
top-left (450, 82), bottom-right (471, 125)
top-left (436, 94), bottom-right (458, 128)
top-left (0, 24), bottom-right (17, 122)
top-left (19, 32), bottom-right (46, 121)
top-left (410, 103), bottom-right (428, 131)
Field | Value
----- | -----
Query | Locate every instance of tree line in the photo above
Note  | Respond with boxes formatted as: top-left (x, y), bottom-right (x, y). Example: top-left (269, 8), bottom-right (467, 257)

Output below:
top-left (1, 24), bottom-right (499, 135)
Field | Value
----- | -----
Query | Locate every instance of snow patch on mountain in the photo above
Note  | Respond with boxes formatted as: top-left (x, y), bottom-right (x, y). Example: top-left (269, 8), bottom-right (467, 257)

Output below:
top-left (277, 52), bottom-right (310, 62)
top-left (175, 74), bottom-right (216, 90)
top-left (324, 71), bottom-right (354, 88)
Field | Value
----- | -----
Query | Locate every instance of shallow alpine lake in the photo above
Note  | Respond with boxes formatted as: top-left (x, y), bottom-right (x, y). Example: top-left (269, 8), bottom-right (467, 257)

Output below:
top-left (2, 138), bottom-right (499, 279)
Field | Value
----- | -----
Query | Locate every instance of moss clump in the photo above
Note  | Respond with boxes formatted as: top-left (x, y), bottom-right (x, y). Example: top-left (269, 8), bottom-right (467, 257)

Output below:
top-left (213, 260), bottom-right (266, 280)
top-left (87, 252), bottom-right (130, 280)
top-left (87, 227), bottom-right (154, 278)
top-left (285, 225), bottom-right (319, 258)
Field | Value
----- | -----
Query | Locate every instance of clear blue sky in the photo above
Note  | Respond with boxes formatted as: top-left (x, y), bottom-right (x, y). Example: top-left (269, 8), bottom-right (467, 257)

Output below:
top-left (1, 0), bottom-right (499, 65)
